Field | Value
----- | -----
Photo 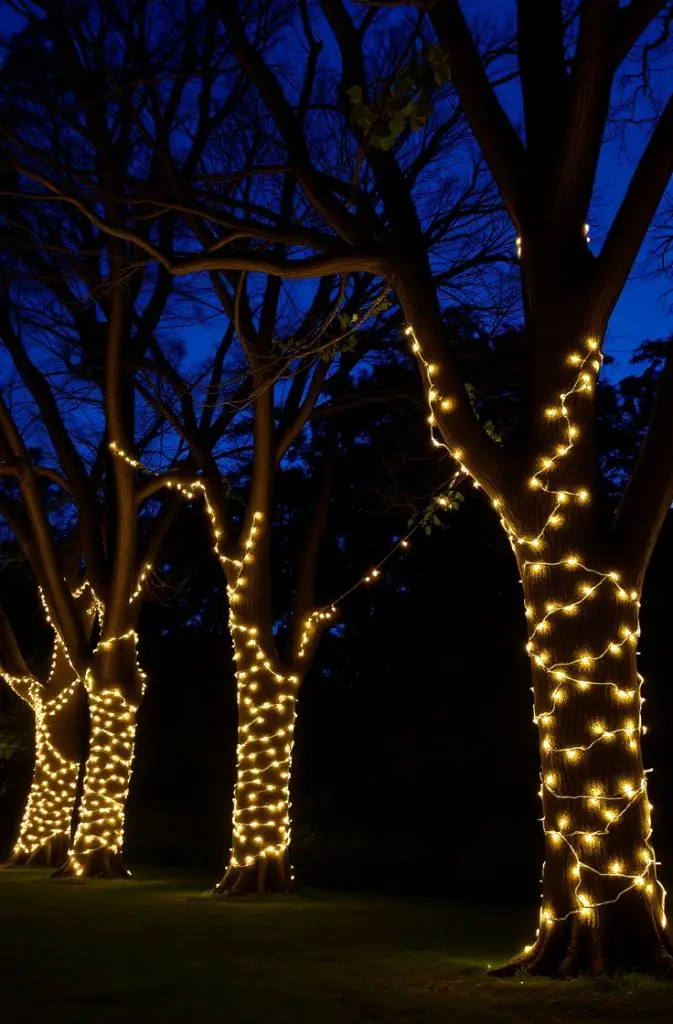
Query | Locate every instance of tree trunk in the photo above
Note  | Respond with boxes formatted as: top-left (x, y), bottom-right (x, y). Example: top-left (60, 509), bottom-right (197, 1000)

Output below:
top-left (215, 623), bottom-right (299, 895)
top-left (484, 329), bottom-right (673, 974)
top-left (491, 544), bottom-right (672, 975)
top-left (404, 300), bottom-right (673, 973)
top-left (54, 638), bottom-right (143, 879)
top-left (8, 683), bottom-right (81, 868)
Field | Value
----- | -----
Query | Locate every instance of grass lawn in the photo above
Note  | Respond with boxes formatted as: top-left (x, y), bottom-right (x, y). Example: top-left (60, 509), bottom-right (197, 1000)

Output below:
top-left (1, 868), bottom-right (671, 1023)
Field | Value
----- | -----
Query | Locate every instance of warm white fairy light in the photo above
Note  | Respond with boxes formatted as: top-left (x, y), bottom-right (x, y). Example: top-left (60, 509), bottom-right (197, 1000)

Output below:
top-left (67, 626), bottom-right (147, 875)
top-left (68, 677), bottom-right (138, 875)
top-left (216, 512), bottom-right (298, 877)
top-left (108, 438), bottom-right (462, 883)
top-left (109, 440), bottom-right (307, 879)
top-left (10, 685), bottom-right (80, 859)
top-left (295, 484), bottom-right (462, 660)
top-left (5, 584), bottom-right (101, 861)
top-left (130, 563), bottom-right (153, 603)
top-left (406, 322), bottom-right (668, 939)
top-left (56, 587), bottom-right (146, 873)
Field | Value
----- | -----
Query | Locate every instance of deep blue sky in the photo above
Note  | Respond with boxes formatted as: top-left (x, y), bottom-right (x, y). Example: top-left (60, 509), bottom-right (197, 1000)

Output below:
top-left (1, 0), bottom-right (671, 364)
top-left (467, 0), bottom-right (673, 363)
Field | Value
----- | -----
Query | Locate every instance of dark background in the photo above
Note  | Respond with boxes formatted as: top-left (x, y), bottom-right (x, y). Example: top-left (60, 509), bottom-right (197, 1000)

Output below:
top-left (2, 484), bottom-right (670, 905)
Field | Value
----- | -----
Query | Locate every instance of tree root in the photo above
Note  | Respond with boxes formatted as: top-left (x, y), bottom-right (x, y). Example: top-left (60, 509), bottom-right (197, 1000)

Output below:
top-left (214, 854), bottom-right (293, 895)
top-left (4, 834), bottom-right (69, 869)
top-left (490, 900), bottom-right (673, 978)
top-left (51, 848), bottom-right (132, 879)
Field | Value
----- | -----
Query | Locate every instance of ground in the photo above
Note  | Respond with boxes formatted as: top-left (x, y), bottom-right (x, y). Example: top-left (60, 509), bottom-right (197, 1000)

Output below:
top-left (1, 869), bottom-right (672, 1023)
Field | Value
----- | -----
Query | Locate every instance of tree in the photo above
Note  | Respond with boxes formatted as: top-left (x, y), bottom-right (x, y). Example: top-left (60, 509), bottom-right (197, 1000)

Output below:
top-left (133, 244), bottom-right (455, 893)
top-left (200, 0), bottom-right (673, 973)
top-left (7, 0), bottom-right (670, 970)
top-left (0, 552), bottom-right (93, 866)
top-left (16, 0), bottom-right (670, 971)
top-left (0, 1), bottom-right (221, 874)
top-left (379, 0), bottom-right (673, 975)
top-left (2, 0), bottom-right (503, 891)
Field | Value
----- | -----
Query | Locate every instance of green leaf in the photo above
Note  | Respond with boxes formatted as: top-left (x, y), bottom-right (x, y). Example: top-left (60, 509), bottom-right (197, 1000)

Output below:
top-left (432, 63), bottom-right (451, 86)
top-left (350, 102), bottom-right (373, 129)
top-left (375, 134), bottom-right (396, 151)
top-left (347, 84), bottom-right (363, 104)
top-left (388, 112), bottom-right (406, 137)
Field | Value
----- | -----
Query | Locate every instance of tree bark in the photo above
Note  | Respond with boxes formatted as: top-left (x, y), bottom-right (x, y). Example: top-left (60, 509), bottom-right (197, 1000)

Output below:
top-left (406, 301), bottom-right (672, 973)
top-left (493, 543), bottom-right (672, 975)
top-left (484, 332), bottom-right (672, 975)
top-left (8, 682), bottom-right (82, 868)
top-left (215, 621), bottom-right (299, 895)
top-left (54, 636), bottom-right (143, 880)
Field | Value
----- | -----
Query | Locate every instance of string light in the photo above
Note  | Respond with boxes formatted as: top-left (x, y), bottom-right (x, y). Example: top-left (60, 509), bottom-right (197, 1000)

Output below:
top-left (213, 512), bottom-right (297, 882)
top-left (43, 570), bottom-right (147, 874)
top-left (10, 685), bottom-right (80, 861)
top-left (67, 679), bottom-right (138, 875)
top-left (406, 322), bottom-right (667, 943)
top-left (6, 583), bottom-right (99, 862)
top-left (66, 625), bottom-right (146, 875)
top-left (296, 475), bottom-right (462, 660)
top-left (109, 439), bottom-right (465, 886)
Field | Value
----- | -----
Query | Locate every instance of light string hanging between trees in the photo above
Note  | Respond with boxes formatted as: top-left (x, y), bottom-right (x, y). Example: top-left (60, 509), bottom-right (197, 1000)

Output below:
top-left (108, 439), bottom-right (465, 879)
top-left (405, 321), bottom-right (668, 946)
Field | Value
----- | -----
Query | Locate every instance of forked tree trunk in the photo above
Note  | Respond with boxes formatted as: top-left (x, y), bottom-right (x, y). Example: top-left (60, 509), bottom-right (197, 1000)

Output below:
top-left (8, 681), bottom-right (82, 868)
top-left (55, 637), bottom-right (143, 879)
top-left (215, 622), bottom-right (299, 895)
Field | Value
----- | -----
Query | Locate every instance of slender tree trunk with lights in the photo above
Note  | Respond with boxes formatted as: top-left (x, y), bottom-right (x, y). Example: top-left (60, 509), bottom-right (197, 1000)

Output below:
top-left (8, 677), bottom-right (83, 868)
top-left (1, 590), bottom-right (97, 868)
top-left (54, 633), bottom-right (145, 879)
top-left (216, 599), bottom-right (299, 894)
top-left (191, 368), bottom-right (336, 895)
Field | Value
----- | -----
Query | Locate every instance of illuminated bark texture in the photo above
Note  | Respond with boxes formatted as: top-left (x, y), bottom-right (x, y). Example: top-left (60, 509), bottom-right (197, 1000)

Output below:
top-left (3, 600), bottom-right (89, 868)
top-left (9, 680), bottom-right (81, 867)
top-left (55, 633), bottom-right (143, 879)
top-left (500, 558), bottom-right (671, 975)
top-left (215, 615), bottom-right (298, 895)
top-left (406, 320), bottom-right (673, 975)
top-left (489, 339), bottom-right (672, 975)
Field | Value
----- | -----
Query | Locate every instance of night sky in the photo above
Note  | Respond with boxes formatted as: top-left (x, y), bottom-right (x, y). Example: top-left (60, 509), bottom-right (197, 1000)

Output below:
top-left (1, 0), bottom-right (670, 361)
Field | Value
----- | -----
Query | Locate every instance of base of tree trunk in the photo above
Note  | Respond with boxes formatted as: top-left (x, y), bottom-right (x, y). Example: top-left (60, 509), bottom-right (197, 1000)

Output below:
top-left (214, 854), bottom-right (293, 895)
top-left (4, 834), bottom-right (70, 869)
top-left (491, 897), bottom-right (673, 978)
top-left (51, 848), bottom-right (132, 880)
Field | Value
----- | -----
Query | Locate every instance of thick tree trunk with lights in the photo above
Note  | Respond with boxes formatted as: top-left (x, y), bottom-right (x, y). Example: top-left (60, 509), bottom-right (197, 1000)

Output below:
top-left (54, 634), bottom-right (143, 879)
top-left (503, 543), bottom-right (671, 975)
top-left (402, 283), bottom-right (673, 974)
